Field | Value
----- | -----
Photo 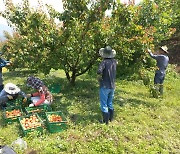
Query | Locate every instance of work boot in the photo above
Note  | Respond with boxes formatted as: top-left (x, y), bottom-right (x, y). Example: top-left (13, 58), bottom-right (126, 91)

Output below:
top-left (99, 112), bottom-right (109, 125)
top-left (109, 109), bottom-right (114, 122)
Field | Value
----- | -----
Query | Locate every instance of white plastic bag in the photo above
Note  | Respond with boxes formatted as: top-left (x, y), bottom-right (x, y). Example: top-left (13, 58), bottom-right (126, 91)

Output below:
top-left (11, 138), bottom-right (27, 150)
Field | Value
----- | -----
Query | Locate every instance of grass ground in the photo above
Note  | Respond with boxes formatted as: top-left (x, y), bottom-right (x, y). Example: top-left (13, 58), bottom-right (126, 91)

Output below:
top-left (0, 68), bottom-right (179, 154)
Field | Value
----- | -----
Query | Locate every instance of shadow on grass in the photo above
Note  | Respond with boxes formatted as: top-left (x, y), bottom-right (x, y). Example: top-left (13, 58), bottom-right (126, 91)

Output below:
top-left (126, 98), bottom-right (158, 108)
top-left (3, 70), bottom-right (155, 126)
top-left (4, 69), bottom-right (37, 79)
top-left (114, 88), bottom-right (159, 108)
top-left (44, 77), bottom-right (100, 125)
top-left (115, 95), bottom-right (160, 109)
top-left (68, 113), bottom-right (100, 126)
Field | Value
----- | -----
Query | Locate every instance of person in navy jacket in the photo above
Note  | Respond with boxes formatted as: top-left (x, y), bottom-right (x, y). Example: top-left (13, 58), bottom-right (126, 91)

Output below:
top-left (148, 46), bottom-right (169, 95)
top-left (0, 52), bottom-right (11, 92)
top-left (97, 46), bottom-right (117, 124)
top-left (0, 83), bottom-right (27, 108)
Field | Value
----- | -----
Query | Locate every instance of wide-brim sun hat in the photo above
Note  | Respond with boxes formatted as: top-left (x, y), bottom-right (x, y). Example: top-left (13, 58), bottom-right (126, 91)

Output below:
top-left (99, 46), bottom-right (116, 58)
top-left (4, 83), bottom-right (20, 95)
top-left (160, 45), bottom-right (168, 53)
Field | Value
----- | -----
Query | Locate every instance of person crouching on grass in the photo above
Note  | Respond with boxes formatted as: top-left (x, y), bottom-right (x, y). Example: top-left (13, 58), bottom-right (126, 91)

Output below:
top-left (148, 45), bottom-right (169, 96)
top-left (0, 83), bottom-right (27, 109)
top-left (97, 46), bottom-right (117, 125)
top-left (26, 76), bottom-right (53, 107)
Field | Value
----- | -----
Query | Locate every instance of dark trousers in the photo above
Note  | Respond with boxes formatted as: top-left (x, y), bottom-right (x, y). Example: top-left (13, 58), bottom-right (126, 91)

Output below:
top-left (0, 84), bottom-right (4, 92)
top-left (154, 72), bottom-right (165, 84)
top-left (154, 72), bottom-right (165, 95)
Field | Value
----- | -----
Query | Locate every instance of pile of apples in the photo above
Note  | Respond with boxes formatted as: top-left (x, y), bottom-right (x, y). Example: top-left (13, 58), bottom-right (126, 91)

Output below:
top-left (20, 115), bottom-right (42, 130)
top-left (6, 109), bottom-right (22, 118)
top-left (48, 114), bottom-right (62, 122)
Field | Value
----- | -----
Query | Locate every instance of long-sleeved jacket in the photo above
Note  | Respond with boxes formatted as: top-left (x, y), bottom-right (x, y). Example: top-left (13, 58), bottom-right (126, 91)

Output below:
top-left (0, 89), bottom-right (27, 106)
top-left (31, 86), bottom-right (53, 106)
top-left (97, 58), bottom-right (117, 89)
top-left (149, 52), bottom-right (169, 74)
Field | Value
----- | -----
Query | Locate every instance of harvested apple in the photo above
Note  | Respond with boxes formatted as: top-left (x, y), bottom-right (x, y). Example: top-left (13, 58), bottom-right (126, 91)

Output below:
top-left (48, 114), bottom-right (62, 122)
top-left (6, 109), bottom-right (22, 118)
top-left (20, 115), bottom-right (42, 130)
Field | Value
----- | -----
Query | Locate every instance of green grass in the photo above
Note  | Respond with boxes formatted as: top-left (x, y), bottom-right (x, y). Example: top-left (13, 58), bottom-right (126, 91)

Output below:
top-left (0, 68), bottom-right (180, 154)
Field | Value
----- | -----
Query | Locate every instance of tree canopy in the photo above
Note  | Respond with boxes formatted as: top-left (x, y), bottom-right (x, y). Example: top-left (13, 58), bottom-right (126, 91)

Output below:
top-left (0, 0), bottom-right (177, 85)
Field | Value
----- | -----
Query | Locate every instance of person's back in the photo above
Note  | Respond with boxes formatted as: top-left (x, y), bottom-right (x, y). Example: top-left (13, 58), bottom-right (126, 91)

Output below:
top-left (150, 54), bottom-right (169, 73)
top-left (97, 46), bottom-right (117, 125)
top-left (98, 58), bottom-right (117, 89)
top-left (148, 45), bottom-right (169, 95)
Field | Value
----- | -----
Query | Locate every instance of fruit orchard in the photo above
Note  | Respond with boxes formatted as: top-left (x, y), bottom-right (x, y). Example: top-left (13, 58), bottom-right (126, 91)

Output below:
top-left (0, 0), bottom-right (178, 85)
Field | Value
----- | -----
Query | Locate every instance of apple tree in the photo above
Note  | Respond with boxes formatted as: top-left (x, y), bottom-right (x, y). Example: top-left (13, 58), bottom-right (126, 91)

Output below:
top-left (107, 0), bottom-right (176, 76)
top-left (47, 0), bottom-right (114, 85)
top-left (1, 0), bottom-right (114, 85)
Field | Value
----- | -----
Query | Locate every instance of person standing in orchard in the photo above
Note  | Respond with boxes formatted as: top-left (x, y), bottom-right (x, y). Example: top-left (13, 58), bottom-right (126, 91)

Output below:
top-left (97, 46), bottom-right (117, 125)
top-left (148, 46), bottom-right (169, 96)
top-left (0, 52), bottom-right (11, 92)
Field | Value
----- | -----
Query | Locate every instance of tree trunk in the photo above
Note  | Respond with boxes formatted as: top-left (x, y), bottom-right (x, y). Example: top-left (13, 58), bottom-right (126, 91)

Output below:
top-left (70, 70), bottom-right (76, 86)
top-left (70, 76), bottom-right (76, 86)
top-left (65, 71), bottom-right (71, 82)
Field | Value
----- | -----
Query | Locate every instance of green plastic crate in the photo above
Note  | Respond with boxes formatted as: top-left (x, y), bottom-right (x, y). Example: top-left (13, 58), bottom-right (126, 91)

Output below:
top-left (6, 98), bottom-right (22, 107)
top-left (3, 106), bottom-right (23, 124)
top-left (25, 105), bottom-right (52, 119)
top-left (18, 113), bottom-right (44, 136)
top-left (45, 111), bottom-right (68, 133)
top-left (49, 84), bottom-right (61, 94)
top-left (6, 98), bottom-right (29, 111)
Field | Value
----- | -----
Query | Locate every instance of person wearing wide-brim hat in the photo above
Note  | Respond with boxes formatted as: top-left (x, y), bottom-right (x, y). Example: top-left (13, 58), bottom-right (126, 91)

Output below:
top-left (0, 83), bottom-right (27, 108)
top-left (148, 45), bottom-right (169, 96)
top-left (97, 46), bottom-right (117, 125)
top-left (99, 46), bottom-right (116, 59)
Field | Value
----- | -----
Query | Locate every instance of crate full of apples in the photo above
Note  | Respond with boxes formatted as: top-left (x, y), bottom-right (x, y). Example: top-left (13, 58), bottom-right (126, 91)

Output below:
top-left (45, 111), bottom-right (67, 133)
top-left (3, 107), bottom-right (23, 124)
top-left (18, 114), bottom-right (43, 136)
top-left (25, 105), bottom-right (52, 119)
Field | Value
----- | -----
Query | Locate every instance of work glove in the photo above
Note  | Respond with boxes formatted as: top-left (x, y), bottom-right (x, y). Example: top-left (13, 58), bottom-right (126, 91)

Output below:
top-left (6, 62), bottom-right (11, 66)
top-left (7, 95), bottom-right (13, 100)
top-left (23, 97), bottom-right (27, 103)
top-left (29, 103), bottom-right (34, 107)
top-left (26, 94), bottom-right (31, 98)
